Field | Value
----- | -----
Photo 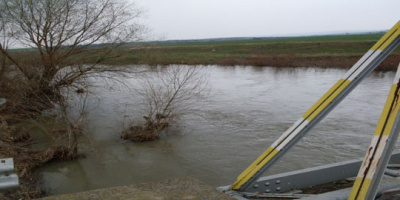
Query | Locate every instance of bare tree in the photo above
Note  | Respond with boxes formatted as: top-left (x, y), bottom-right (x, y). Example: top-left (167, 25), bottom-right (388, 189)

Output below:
top-left (122, 65), bottom-right (210, 142)
top-left (0, 1), bottom-right (147, 198)
top-left (0, 1), bottom-right (18, 81)
top-left (0, 0), bottom-right (145, 108)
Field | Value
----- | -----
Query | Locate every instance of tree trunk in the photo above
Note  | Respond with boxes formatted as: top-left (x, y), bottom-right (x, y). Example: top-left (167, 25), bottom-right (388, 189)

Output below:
top-left (68, 130), bottom-right (78, 159)
top-left (0, 54), bottom-right (6, 79)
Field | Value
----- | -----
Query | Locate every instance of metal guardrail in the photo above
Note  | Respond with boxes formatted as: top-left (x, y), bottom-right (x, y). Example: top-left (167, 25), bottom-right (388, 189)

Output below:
top-left (0, 158), bottom-right (19, 191)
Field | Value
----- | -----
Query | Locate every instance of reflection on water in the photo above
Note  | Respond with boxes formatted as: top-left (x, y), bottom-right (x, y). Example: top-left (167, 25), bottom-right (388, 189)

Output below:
top-left (40, 65), bottom-right (397, 195)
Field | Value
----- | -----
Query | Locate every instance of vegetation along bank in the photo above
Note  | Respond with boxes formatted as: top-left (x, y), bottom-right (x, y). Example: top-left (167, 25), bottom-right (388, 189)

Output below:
top-left (2, 4), bottom-right (399, 197)
top-left (100, 33), bottom-right (400, 71)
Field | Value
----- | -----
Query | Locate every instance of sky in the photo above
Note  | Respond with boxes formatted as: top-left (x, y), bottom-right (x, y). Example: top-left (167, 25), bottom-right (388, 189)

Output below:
top-left (133, 0), bottom-right (400, 41)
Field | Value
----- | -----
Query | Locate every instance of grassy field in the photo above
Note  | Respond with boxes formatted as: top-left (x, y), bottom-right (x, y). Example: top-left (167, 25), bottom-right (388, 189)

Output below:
top-left (88, 33), bottom-right (400, 71)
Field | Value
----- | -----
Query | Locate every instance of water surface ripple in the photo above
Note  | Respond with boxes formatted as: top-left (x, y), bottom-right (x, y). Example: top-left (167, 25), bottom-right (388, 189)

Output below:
top-left (40, 65), bottom-right (397, 195)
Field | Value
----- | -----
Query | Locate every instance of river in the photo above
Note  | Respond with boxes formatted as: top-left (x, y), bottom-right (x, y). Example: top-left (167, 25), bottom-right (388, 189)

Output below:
top-left (39, 65), bottom-right (398, 195)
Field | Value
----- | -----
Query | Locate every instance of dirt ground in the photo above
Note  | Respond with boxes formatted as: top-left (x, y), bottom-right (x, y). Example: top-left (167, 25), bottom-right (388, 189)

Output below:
top-left (38, 178), bottom-right (235, 200)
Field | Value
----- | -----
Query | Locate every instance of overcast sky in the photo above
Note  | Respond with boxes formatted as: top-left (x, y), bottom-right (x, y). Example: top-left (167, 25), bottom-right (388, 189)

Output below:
top-left (133, 0), bottom-right (400, 40)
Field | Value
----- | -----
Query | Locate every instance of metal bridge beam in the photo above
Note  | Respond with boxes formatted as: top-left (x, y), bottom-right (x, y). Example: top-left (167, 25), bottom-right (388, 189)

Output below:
top-left (231, 20), bottom-right (400, 192)
top-left (349, 62), bottom-right (400, 199)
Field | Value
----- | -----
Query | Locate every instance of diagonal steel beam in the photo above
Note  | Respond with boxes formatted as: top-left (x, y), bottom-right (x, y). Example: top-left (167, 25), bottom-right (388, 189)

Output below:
top-left (231, 20), bottom-right (400, 191)
top-left (349, 62), bottom-right (400, 200)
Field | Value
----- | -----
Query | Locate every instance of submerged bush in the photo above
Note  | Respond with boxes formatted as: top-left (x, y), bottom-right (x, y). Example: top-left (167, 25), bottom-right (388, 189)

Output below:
top-left (122, 65), bottom-right (210, 142)
top-left (122, 115), bottom-right (170, 142)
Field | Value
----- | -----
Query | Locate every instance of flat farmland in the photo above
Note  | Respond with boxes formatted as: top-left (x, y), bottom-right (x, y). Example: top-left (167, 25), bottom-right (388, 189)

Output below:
top-left (89, 33), bottom-right (400, 71)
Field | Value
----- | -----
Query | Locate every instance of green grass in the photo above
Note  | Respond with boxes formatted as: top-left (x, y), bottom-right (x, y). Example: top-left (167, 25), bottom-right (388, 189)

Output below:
top-left (124, 33), bottom-right (397, 57)
top-left (58, 32), bottom-right (400, 71)
top-left (152, 33), bottom-right (385, 47)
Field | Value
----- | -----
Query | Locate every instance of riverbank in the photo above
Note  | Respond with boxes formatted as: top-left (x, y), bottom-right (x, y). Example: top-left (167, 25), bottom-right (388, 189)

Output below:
top-left (96, 33), bottom-right (400, 71)
top-left (39, 178), bottom-right (235, 200)
top-left (2, 33), bottom-right (399, 199)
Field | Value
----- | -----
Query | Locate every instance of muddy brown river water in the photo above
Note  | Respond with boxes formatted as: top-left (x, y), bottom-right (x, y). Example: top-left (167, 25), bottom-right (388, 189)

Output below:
top-left (38, 65), bottom-right (399, 195)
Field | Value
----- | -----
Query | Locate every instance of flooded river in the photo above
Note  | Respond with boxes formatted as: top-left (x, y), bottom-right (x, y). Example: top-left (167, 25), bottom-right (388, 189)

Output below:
top-left (40, 65), bottom-right (398, 195)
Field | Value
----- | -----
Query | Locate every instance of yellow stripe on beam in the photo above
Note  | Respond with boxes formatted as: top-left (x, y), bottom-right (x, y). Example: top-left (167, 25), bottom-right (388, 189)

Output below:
top-left (349, 65), bottom-right (400, 200)
top-left (371, 20), bottom-right (400, 51)
top-left (348, 178), bottom-right (363, 200)
top-left (374, 83), bottom-right (400, 136)
top-left (236, 147), bottom-right (275, 181)
top-left (302, 79), bottom-right (351, 121)
top-left (230, 147), bottom-right (279, 190)
top-left (348, 178), bottom-right (372, 200)
top-left (231, 20), bottom-right (400, 193)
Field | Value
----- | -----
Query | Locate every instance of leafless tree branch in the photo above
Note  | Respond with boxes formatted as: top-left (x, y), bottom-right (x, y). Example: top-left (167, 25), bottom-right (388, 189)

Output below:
top-left (0, 0), bottom-right (145, 105)
top-left (122, 65), bottom-right (210, 142)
